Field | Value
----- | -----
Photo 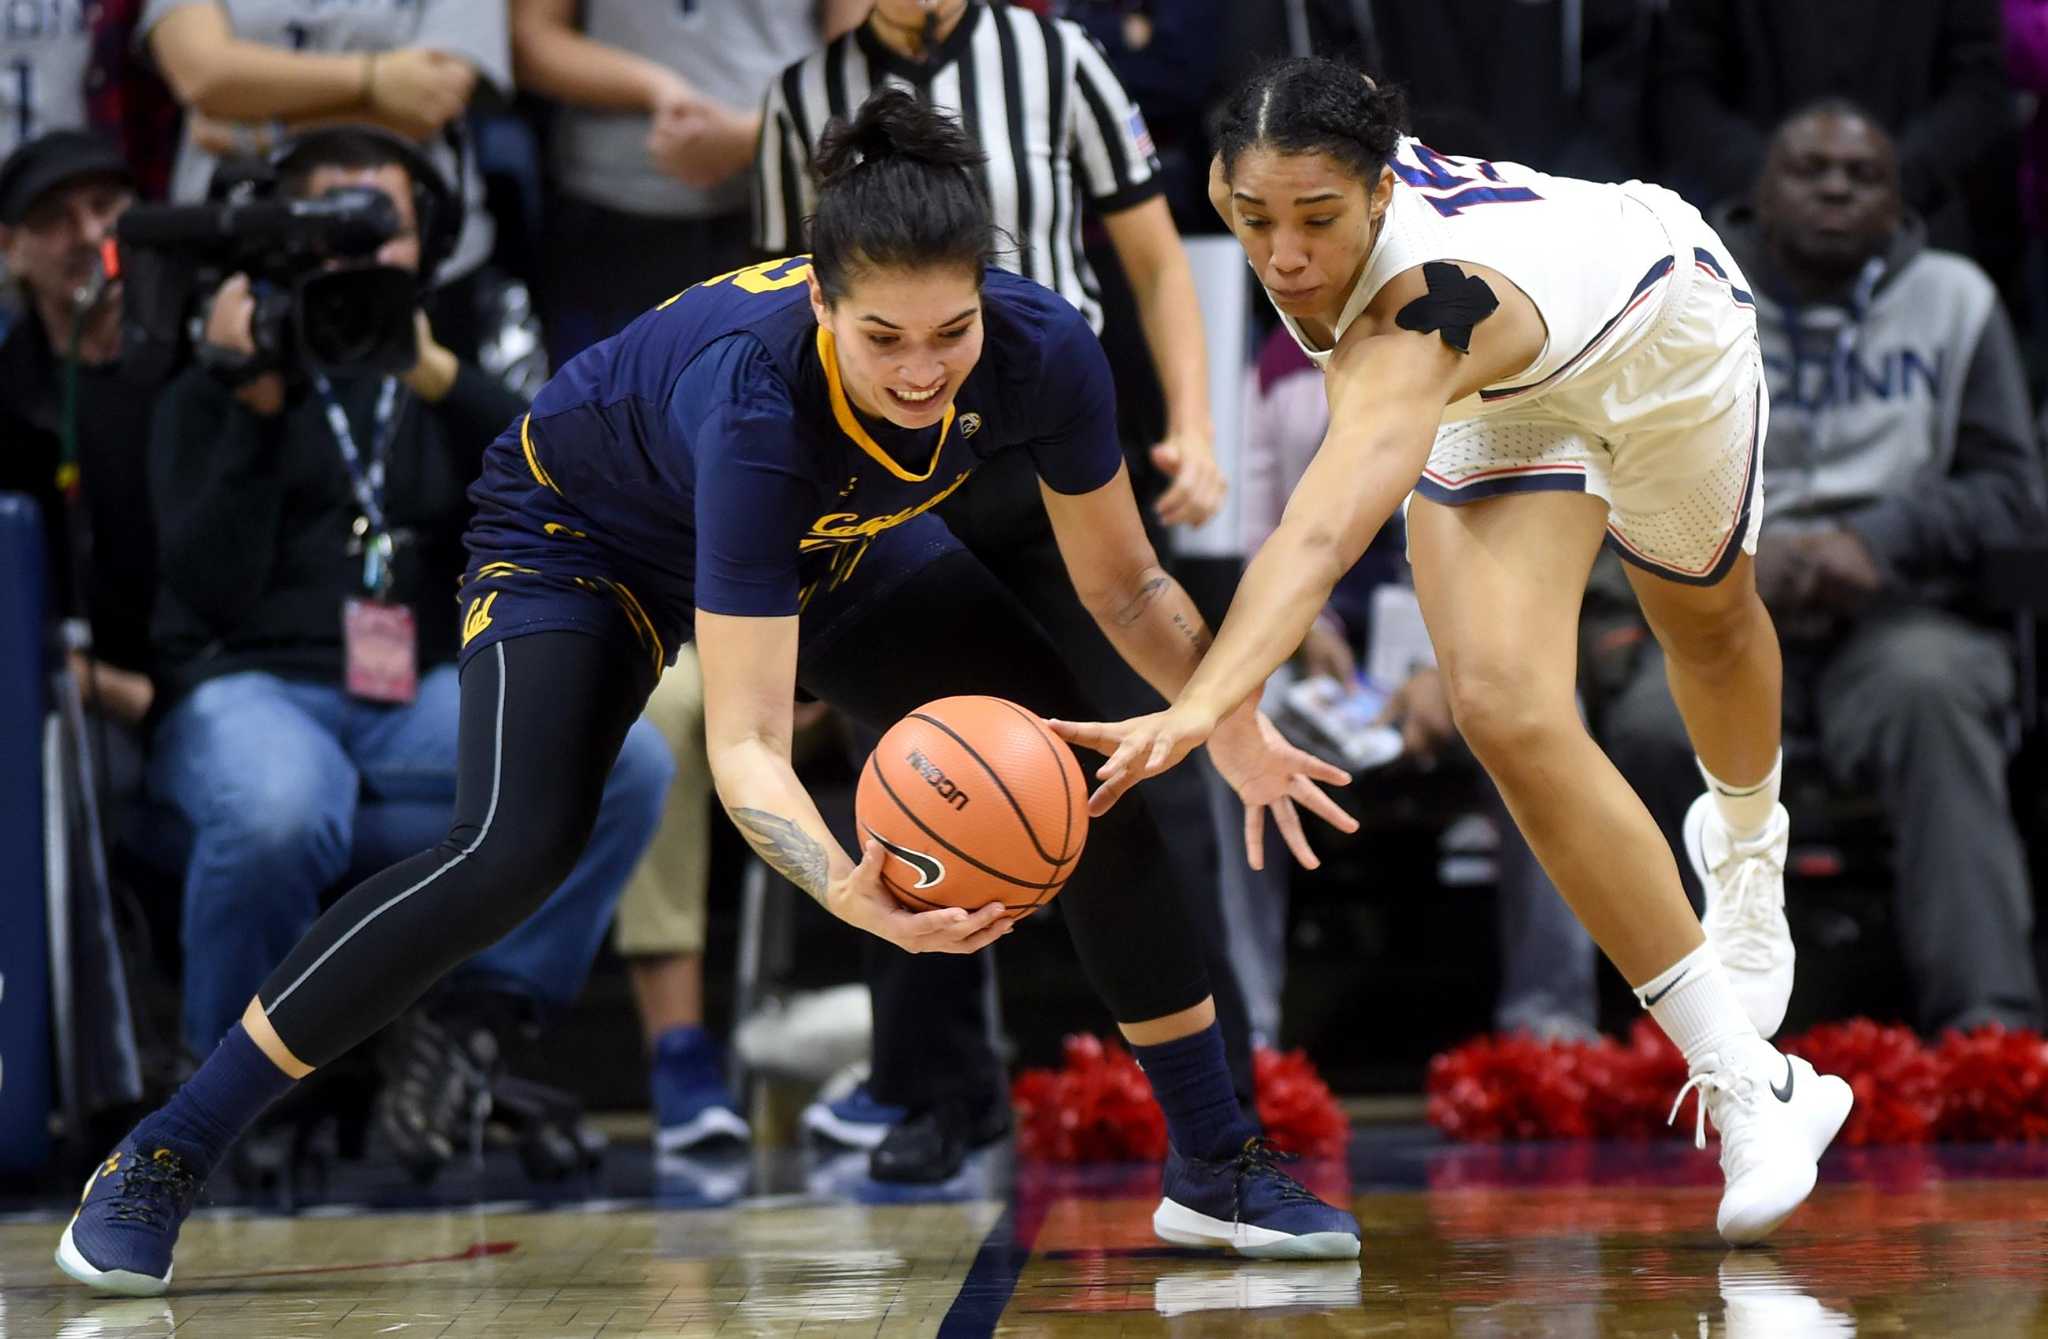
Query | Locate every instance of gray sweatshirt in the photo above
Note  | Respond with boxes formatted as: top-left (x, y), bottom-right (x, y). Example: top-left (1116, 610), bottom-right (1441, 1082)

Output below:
top-left (1713, 202), bottom-right (2047, 620)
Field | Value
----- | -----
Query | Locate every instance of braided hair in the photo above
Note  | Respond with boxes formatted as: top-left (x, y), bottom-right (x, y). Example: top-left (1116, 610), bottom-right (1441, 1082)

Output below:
top-left (809, 86), bottom-right (994, 300)
top-left (1214, 56), bottom-right (1408, 183)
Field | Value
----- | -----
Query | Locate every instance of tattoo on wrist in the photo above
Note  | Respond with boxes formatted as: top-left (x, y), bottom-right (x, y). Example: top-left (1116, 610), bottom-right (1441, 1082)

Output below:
top-left (1113, 574), bottom-right (1170, 627)
top-left (732, 807), bottom-right (830, 904)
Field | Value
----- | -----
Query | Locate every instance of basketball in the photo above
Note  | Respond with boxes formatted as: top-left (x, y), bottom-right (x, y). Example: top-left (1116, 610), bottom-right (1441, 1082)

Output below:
top-left (855, 695), bottom-right (1089, 920)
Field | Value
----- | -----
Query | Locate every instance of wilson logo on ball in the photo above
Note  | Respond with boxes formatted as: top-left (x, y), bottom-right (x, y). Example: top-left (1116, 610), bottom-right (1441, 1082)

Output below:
top-left (906, 748), bottom-right (970, 810)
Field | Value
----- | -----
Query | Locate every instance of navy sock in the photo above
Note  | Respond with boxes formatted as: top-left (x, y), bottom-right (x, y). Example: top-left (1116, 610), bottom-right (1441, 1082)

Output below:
top-left (1133, 1023), bottom-right (1258, 1161)
top-left (132, 1023), bottom-right (297, 1176)
top-left (652, 1024), bottom-right (709, 1057)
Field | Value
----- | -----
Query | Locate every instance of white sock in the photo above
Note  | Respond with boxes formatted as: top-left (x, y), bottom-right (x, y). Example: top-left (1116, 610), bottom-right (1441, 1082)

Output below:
top-left (1697, 750), bottom-right (1781, 844)
top-left (1634, 941), bottom-right (1760, 1070)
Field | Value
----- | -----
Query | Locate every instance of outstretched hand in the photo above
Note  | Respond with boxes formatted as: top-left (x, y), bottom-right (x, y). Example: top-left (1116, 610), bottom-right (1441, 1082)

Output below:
top-left (1049, 708), bottom-right (1357, 869)
top-left (829, 839), bottom-right (1014, 955)
top-left (1049, 704), bottom-right (1217, 814)
top-left (1205, 709), bottom-right (1357, 870)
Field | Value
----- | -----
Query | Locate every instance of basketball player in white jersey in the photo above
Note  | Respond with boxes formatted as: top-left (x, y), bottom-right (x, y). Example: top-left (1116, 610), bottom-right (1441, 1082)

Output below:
top-left (1053, 57), bottom-right (1854, 1244)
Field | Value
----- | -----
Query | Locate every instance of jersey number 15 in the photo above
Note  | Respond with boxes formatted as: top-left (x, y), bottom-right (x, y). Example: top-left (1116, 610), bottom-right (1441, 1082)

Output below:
top-left (1391, 144), bottom-right (1542, 219)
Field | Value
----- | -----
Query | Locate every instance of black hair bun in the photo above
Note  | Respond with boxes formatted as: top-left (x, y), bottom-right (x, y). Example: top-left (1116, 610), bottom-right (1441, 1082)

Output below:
top-left (814, 86), bottom-right (986, 187)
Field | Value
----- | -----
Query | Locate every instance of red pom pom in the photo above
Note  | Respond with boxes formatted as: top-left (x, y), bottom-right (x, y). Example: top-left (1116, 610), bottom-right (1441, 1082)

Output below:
top-left (1253, 1045), bottom-right (1348, 1159)
top-left (1426, 1017), bottom-right (2048, 1146)
top-left (1012, 1034), bottom-right (1166, 1163)
top-left (1012, 1035), bottom-right (1352, 1163)
top-left (1783, 1019), bottom-right (1941, 1145)
top-left (1932, 1026), bottom-right (2048, 1142)
top-left (1425, 1033), bottom-right (1594, 1141)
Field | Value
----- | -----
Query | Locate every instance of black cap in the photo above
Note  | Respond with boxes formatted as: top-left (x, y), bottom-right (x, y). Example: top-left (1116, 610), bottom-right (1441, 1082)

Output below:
top-left (0, 130), bottom-right (134, 225)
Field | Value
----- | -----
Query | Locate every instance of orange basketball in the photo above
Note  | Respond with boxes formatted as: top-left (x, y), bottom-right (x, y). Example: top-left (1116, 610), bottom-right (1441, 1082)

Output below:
top-left (855, 695), bottom-right (1089, 920)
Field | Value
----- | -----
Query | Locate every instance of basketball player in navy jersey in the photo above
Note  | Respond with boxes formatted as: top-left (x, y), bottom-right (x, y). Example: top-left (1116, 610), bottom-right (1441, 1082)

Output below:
top-left (56, 89), bottom-right (1364, 1296)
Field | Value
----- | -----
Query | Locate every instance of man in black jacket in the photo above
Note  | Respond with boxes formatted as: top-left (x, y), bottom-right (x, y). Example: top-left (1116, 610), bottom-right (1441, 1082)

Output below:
top-left (144, 128), bottom-right (672, 1174)
top-left (0, 130), bottom-right (157, 728)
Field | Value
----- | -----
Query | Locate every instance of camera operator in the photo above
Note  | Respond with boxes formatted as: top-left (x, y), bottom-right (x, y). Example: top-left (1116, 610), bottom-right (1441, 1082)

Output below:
top-left (144, 126), bottom-right (671, 1179)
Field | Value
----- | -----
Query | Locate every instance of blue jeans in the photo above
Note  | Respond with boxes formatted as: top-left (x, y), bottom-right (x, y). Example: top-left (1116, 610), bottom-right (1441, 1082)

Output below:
top-left (149, 665), bottom-right (672, 1055)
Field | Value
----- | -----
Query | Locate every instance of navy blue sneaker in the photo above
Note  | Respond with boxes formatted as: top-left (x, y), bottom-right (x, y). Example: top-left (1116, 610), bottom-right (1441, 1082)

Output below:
top-left (800, 1077), bottom-right (906, 1151)
top-left (55, 1142), bottom-right (201, 1295)
top-left (1153, 1138), bottom-right (1361, 1260)
top-left (653, 1030), bottom-right (750, 1154)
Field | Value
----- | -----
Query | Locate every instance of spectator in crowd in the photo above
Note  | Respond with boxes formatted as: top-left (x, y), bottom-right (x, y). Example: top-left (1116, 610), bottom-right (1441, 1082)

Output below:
top-left (2, 0), bottom-right (91, 159)
top-left (1603, 103), bottom-right (2047, 1036)
top-left (1653, 0), bottom-right (2013, 260)
top-left (1056, 0), bottom-right (1229, 228)
top-left (83, 0), bottom-right (184, 199)
top-left (757, 0), bottom-right (1242, 1185)
top-left (0, 3), bottom-right (179, 203)
top-left (511, 0), bottom-right (864, 367)
top-left (2002, 0), bottom-right (2048, 342)
top-left (509, 0), bottom-right (864, 1157)
top-left (142, 126), bottom-right (672, 1177)
top-left (1344, 0), bottom-right (1655, 182)
top-left (1209, 1), bottom-right (1652, 185)
top-left (1242, 327), bottom-right (1601, 1043)
top-left (0, 131), bottom-right (156, 728)
top-left (138, 0), bottom-right (508, 355)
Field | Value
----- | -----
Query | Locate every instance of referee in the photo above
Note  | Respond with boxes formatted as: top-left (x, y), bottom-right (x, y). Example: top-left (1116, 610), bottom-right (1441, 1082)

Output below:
top-left (756, 0), bottom-right (1221, 525)
top-left (755, 0), bottom-right (1255, 1184)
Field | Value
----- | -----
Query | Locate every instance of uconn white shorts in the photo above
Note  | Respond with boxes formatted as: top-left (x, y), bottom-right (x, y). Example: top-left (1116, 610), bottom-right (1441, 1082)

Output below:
top-left (1413, 204), bottom-right (1767, 587)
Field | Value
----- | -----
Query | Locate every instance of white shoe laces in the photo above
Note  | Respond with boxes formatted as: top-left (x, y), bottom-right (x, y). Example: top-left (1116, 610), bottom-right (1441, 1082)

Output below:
top-left (1668, 1061), bottom-right (1765, 1179)
top-left (1705, 825), bottom-right (1788, 972)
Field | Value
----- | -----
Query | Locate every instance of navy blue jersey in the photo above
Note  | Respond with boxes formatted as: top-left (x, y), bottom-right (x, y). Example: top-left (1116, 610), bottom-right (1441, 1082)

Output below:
top-left (475, 257), bottom-right (1122, 639)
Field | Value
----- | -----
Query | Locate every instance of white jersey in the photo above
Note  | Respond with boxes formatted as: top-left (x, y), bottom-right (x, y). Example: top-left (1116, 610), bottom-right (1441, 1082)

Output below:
top-left (1276, 138), bottom-right (1686, 425)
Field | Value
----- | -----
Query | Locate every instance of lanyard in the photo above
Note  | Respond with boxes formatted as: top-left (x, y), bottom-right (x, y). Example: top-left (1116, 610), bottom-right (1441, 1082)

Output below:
top-left (311, 372), bottom-right (404, 597)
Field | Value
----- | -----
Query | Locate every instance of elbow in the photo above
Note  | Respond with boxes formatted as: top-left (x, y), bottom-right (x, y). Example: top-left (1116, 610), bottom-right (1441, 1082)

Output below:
top-left (161, 57), bottom-right (224, 114)
top-left (1079, 560), bottom-right (1170, 629)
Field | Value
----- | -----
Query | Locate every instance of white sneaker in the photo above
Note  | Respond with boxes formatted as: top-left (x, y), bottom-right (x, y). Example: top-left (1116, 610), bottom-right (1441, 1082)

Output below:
top-left (1668, 1037), bottom-right (1852, 1245)
top-left (1718, 1251), bottom-right (1856, 1337)
top-left (1686, 793), bottom-right (1794, 1038)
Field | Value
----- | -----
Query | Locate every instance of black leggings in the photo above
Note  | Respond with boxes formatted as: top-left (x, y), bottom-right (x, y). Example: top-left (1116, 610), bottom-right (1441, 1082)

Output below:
top-left (256, 633), bottom-right (646, 1067)
top-left (258, 549), bottom-right (1209, 1070)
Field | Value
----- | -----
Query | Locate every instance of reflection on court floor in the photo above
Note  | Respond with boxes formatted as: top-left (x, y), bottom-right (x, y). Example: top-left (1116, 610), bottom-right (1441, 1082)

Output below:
top-left (3, 1136), bottom-right (2046, 1336)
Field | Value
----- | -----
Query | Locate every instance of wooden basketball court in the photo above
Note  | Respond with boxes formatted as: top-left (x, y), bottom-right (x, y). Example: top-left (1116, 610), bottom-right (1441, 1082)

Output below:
top-left (4, 1136), bottom-right (2046, 1336)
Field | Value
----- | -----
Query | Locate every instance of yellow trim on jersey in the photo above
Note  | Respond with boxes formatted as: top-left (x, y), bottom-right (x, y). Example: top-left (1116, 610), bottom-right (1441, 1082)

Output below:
top-left (561, 575), bottom-right (665, 677)
top-left (520, 414), bottom-right (560, 493)
top-left (798, 468), bottom-right (974, 550)
top-left (475, 560), bottom-right (540, 580)
top-left (814, 327), bottom-right (955, 483)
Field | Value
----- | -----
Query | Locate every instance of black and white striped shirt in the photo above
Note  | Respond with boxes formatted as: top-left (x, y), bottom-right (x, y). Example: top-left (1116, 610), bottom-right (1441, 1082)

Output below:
top-left (753, 0), bottom-right (1161, 334)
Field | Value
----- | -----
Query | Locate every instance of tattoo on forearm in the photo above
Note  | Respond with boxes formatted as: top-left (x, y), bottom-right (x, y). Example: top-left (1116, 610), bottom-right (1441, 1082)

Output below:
top-left (1169, 609), bottom-right (1212, 655)
top-left (1112, 573), bottom-right (1170, 627)
top-left (732, 807), bottom-right (830, 905)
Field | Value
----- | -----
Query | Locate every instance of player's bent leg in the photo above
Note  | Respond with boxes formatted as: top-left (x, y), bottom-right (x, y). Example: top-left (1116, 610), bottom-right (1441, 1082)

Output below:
top-left (1407, 491), bottom-right (1847, 1243)
top-left (798, 531), bottom-right (1358, 1257)
top-left (1627, 554), bottom-right (1793, 1038)
top-left (57, 631), bottom-right (653, 1295)
top-left (1410, 492), bottom-right (1701, 981)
